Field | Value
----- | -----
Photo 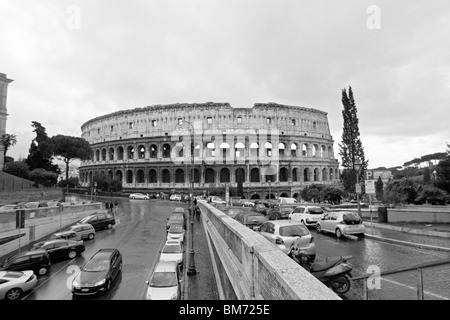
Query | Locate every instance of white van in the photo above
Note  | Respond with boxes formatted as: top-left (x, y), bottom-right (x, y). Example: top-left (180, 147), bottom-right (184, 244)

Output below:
top-left (288, 205), bottom-right (325, 226)
top-left (277, 197), bottom-right (298, 205)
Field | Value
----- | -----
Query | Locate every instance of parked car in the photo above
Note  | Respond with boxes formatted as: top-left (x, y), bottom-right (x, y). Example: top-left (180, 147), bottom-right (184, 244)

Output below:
top-left (254, 220), bottom-right (316, 261)
top-left (241, 200), bottom-right (255, 207)
top-left (166, 213), bottom-right (185, 230)
top-left (72, 248), bottom-right (122, 296)
top-left (31, 239), bottom-right (85, 261)
top-left (50, 230), bottom-right (81, 241)
top-left (159, 239), bottom-right (184, 268)
top-left (268, 204), bottom-right (299, 220)
top-left (288, 205), bottom-right (325, 227)
top-left (316, 211), bottom-right (365, 238)
top-left (0, 270), bottom-right (38, 300)
top-left (209, 196), bottom-right (226, 205)
top-left (167, 223), bottom-right (185, 243)
top-left (253, 203), bottom-right (268, 215)
top-left (145, 261), bottom-right (182, 300)
top-left (173, 207), bottom-right (187, 220)
top-left (170, 194), bottom-right (182, 201)
top-left (222, 207), bottom-right (253, 219)
top-left (233, 212), bottom-right (268, 229)
top-left (0, 250), bottom-right (51, 276)
top-left (78, 213), bottom-right (116, 231)
top-left (67, 223), bottom-right (96, 240)
top-left (129, 193), bottom-right (149, 200)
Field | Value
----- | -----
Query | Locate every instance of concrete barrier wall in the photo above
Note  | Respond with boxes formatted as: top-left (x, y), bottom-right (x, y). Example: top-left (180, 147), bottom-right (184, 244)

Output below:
top-left (358, 207), bottom-right (450, 223)
top-left (199, 202), bottom-right (340, 300)
top-left (0, 203), bottom-right (103, 259)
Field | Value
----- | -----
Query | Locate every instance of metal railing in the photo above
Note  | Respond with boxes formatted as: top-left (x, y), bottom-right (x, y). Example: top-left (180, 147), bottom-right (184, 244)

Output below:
top-left (351, 258), bottom-right (450, 300)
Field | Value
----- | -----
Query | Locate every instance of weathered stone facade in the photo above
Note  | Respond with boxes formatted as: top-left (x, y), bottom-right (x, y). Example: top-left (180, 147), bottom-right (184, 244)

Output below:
top-left (79, 102), bottom-right (340, 199)
top-left (0, 73), bottom-right (14, 170)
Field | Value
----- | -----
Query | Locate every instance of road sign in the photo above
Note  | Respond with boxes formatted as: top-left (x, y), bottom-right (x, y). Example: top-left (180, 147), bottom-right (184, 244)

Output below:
top-left (16, 210), bottom-right (25, 229)
top-left (365, 180), bottom-right (375, 194)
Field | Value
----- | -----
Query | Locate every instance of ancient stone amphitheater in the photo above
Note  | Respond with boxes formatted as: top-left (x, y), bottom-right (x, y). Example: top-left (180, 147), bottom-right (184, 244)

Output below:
top-left (79, 102), bottom-right (340, 199)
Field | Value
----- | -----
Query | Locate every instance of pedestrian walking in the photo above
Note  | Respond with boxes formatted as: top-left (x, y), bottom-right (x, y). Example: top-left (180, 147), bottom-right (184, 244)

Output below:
top-left (105, 201), bottom-right (110, 211)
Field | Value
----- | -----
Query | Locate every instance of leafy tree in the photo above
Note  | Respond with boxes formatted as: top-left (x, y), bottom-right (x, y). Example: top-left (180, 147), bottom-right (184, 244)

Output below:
top-left (338, 87), bottom-right (367, 217)
top-left (415, 185), bottom-right (448, 205)
top-left (25, 121), bottom-right (60, 174)
top-left (1, 133), bottom-right (17, 169)
top-left (4, 156), bottom-right (14, 163)
top-left (321, 186), bottom-right (345, 205)
top-left (434, 158), bottom-right (450, 193)
top-left (29, 168), bottom-right (59, 187)
top-left (47, 135), bottom-right (92, 181)
top-left (375, 176), bottom-right (384, 201)
top-left (423, 167), bottom-right (431, 183)
top-left (4, 161), bottom-right (30, 179)
top-left (58, 177), bottom-right (80, 189)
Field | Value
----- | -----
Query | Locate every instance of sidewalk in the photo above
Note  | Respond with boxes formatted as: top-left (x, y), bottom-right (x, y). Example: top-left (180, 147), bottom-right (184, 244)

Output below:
top-left (183, 212), bottom-right (220, 300)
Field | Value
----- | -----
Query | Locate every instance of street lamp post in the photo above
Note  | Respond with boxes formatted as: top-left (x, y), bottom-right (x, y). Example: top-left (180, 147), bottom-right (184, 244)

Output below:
top-left (354, 159), bottom-right (362, 219)
top-left (268, 179), bottom-right (271, 201)
top-left (178, 120), bottom-right (197, 276)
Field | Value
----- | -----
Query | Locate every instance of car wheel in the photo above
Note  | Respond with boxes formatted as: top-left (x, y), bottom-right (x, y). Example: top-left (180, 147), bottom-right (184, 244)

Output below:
top-left (68, 250), bottom-right (77, 259)
top-left (316, 224), bottom-right (322, 233)
top-left (107, 223), bottom-right (113, 229)
top-left (38, 267), bottom-right (48, 276)
top-left (5, 288), bottom-right (23, 300)
top-left (335, 228), bottom-right (343, 238)
top-left (88, 233), bottom-right (95, 240)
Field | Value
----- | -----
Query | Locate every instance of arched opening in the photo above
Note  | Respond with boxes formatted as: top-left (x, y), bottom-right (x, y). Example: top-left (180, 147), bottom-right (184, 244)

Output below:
top-left (280, 192), bottom-right (289, 197)
top-left (162, 169), bottom-right (171, 183)
top-left (250, 168), bottom-right (260, 182)
top-left (194, 144), bottom-right (201, 157)
top-left (109, 148), bottom-right (115, 161)
top-left (126, 170), bottom-right (133, 183)
top-left (150, 145), bottom-right (158, 158)
top-left (115, 170), bottom-right (123, 182)
top-left (138, 145), bottom-right (146, 159)
top-left (205, 168), bottom-right (215, 183)
top-left (314, 168), bottom-right (320, 181)
top-left (205, 142), bottom-right (215, 157)
top-left (278, 142), bottom-right (285, 157)
top-left (220, 168), bottom-right (230, 183)
top-left (95, 150), bottom-right (100, 162)
top-left (149, 169), bottom-right (157, 183)
top-left (292, 168), bottom-right (298, 182)
top-left (291, 143), bottom-right (297, 157)
top-left (175, 169), bottom-right (185, 183)
top-left (321, 145), bottom-right (326, 158)
top-left (304, 168), bottom-right (310, 182)
top-left (265, 142), bottom-right (272, 157)
top-left (312, 144), bottom-right (319, 157)
top-left (330, 169), bottom-right (334, 180)
top-left (279, 167), bottom-right (288, 182)
top-left (101, 148), bottom-right (106, 161)
top-left (117, 146), bottom-right (124, 160)
top-left (162, 144), bottom-right (171, 158)
top-left (107, 170), bottom-right (113, 180)
top-left (250, 194), bottom-right (260, 200)
top-left (235, 142), bottom-right (245, 158)
top-left (328, 146), bottom-right (333, 159)
top-left (302, 144), bottom-right (308, 156)
top-left (194, 168), bottom-right (200, 183)
top-left (235, 168), bottom-right (245, 183)
top-left (220, 142), bottom-right (230, 159)
top-left (322, 168), bottom-right (328, 181)
top-left (136, 169), bottom-right (145, 183)
top-left (127, 146), bottom-right (135, 159)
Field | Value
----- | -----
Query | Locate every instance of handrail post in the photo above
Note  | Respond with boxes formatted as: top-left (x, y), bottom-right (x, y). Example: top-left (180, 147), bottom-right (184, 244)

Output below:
top-left (363, 279), bottom-right (369, 300)
top-left (417, 269), bottom-right (424, 300)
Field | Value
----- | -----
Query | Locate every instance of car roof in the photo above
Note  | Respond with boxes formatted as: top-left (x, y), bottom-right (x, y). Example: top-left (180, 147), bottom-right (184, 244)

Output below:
top-left (40, 239), bottom-right (71, 245)
top-left (91, 248), bottom-right (118, 258)
top-left (7, 250), bottom-right (48, 260)
top-left (265, 220), bottom-right (305, 226)
top-left (154, 261), bottom-right (177, 272)
top-left (74, 223), bottom-right (95, 228)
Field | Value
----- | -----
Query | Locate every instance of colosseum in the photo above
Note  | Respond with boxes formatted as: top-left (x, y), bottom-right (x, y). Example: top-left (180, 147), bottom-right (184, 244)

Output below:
top-left (79, 102), bottom-right (341, 200)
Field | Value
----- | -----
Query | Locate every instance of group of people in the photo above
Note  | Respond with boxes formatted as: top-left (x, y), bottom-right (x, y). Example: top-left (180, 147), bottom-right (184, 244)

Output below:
top-left (105, 200), bottom-right (118, 213)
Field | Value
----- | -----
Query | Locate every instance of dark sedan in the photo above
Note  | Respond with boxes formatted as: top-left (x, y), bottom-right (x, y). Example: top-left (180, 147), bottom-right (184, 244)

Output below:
top-left (31, 239), bottom-right (85, 261)
top-left (72, 248), bottom-right (122, 296)
top-left (78, 213), bottom-right (116, 231)
top-left (233, 212), bottom-right (268, 229)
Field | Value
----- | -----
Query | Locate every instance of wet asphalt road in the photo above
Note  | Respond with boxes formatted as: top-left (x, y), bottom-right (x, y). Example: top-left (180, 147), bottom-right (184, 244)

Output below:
top-left (22, 199), bottom-right (450, 300)
top-left (23, 198), bottom-right (189, 300)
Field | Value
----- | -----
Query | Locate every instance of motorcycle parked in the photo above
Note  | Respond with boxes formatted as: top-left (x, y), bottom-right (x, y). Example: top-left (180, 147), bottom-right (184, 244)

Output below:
top-left (289, 245), bottom-right (353, 294)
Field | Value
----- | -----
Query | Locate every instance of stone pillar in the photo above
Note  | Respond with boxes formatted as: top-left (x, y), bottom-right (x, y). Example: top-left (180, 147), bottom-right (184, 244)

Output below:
top-left (0, 73), bottom-right (13, 170)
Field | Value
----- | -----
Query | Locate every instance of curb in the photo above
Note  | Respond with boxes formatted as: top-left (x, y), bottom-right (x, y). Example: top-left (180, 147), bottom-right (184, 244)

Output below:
top-left (363, 232), bottom-right (450, 252)
top-left (363, 221), bottom-right (450, 238)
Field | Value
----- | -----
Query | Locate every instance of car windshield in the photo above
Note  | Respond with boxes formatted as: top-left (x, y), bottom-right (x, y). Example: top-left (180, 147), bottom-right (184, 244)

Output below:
top-left (309, 208), bottom-right (324, 214)
top-left (169, 225), bottom-right (183, 233)
top-left (343, 213), bottom-right (361, 222)
top-left (279, 225), bottom-right (310, 237)
top-left (162, 244), bottom-right (182, 253)
top-left (79, 217), bottom-right (91, 224)
top-left (32, 242), bottom-right (46, 250)
top-left (83, 258), bottom-right (110, 272)
top-left (150, 272), bottom-right (177, 287)
top-left (169, 216), bottom-right (183, 222)
top-left (245, 215), bottom-right (266, 224)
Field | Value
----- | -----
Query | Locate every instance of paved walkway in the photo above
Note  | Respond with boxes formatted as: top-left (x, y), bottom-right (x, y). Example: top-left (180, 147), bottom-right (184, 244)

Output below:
top-left (183, 211), bottom-right (220, 300)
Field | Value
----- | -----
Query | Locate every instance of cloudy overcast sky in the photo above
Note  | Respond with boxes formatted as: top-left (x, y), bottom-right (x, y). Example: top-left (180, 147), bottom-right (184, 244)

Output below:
top-left (1, 0), bottom-right (449, 169)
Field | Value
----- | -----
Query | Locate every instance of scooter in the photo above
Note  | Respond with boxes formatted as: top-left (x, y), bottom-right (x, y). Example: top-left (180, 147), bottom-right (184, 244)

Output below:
top-left (289, 247), bottom-right (353, 294)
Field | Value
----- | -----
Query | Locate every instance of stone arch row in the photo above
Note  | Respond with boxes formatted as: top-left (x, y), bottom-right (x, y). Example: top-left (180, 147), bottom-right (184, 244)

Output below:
top-left (91, 141), bottom-right (334, 162)
top-left (80, 166), bottom-right (339, 185)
